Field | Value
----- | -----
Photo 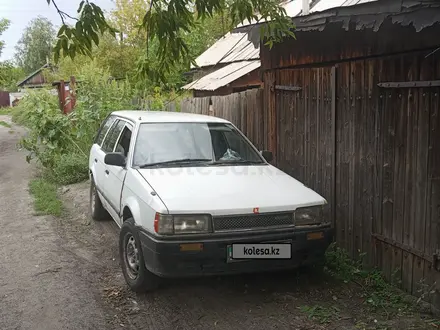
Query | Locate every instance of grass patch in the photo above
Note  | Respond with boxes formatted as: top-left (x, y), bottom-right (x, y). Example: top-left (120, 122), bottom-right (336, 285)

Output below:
top-left (0, 107), bottom-right (11, 115)
top-left (324, 243), bottom-right (409, 315)
top-left (299, 305), bottom-right (341, 324)
top-left (29, 178), bottom-right (63, 216)
top-left (0, 120), bottom-right (11, 128)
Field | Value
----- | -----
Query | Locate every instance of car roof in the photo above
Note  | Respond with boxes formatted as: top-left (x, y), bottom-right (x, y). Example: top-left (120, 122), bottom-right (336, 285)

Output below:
top-left (111, 110), bottom-right (231, 124)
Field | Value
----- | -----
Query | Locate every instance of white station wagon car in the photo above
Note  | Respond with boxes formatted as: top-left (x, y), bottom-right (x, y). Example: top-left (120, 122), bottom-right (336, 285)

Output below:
top-left (89, 110), bottom-right (333, 292)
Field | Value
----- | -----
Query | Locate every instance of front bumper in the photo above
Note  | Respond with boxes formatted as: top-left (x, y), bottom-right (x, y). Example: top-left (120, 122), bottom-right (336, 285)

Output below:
top-left (139, 225), bottom-right (334, 278)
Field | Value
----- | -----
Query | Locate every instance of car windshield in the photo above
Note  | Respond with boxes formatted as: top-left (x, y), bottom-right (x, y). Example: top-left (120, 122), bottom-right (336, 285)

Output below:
top-left (132, 122), bottom-right (265, 167)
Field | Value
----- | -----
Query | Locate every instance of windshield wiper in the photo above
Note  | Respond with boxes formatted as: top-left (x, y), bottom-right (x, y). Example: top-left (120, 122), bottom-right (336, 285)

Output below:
top-left (138, 158), bottom-right (212, 168)
top-left (209, 159), bottom-right (264, 165)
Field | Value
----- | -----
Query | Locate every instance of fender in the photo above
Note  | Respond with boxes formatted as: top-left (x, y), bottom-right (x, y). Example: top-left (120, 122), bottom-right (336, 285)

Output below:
top-left (121, 196), bottom-right (142, 226)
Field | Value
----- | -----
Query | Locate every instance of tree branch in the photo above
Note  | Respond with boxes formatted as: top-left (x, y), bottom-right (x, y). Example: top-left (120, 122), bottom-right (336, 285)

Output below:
top-left (49, 0), bottom-right (79, 24)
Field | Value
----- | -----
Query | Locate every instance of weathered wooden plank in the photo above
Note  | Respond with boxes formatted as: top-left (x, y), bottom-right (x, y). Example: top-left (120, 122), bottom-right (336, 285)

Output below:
top-left (412, 54), bottom-right (432, 297)
top-left (425, 48), bottom-right (440, 305)
top-left (309, 69), bottom-right (317, 192)
top-left (427, 81), bottom-right (440, 306)
top-left (337, 62), bottom-right (351, 250)
top-left (372, 58), bottom-right (384, 270)
top-left (402, 54), bottom-right (419, 294)
top-left (331, 66), bottom-right (337, 227)
top-left (380, 56), bottom-right (396, 283)
top-left (363, 58), bottom-right (376, 265)
top-left (348, 61), bottom-right (356, 259)
top-left (354, 59), bottom-right (365, 259)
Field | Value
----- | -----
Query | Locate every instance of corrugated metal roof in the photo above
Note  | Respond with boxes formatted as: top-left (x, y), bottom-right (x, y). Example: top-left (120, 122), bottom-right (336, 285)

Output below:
top-left (182, 60), bottom-right (261, 91)
top-left (193, 0), bottom-right (378, 68)
top-left (192, 30), bottom-right (259, 68)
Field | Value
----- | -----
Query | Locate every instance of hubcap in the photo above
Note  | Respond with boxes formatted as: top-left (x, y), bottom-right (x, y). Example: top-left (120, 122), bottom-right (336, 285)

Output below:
top-left (125, 235), bottom-right (140, 279)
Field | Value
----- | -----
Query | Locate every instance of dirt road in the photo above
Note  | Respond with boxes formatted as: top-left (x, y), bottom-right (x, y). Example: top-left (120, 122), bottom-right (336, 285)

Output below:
top-left (0, 116), bottom-right (110, 330)
top-left (0, 115), bottom-right (436, 330)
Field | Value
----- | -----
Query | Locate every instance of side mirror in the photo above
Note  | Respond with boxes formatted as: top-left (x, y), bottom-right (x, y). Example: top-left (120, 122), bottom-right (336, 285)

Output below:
top-left (104, 152), bottom-right (126, 167)
top-left (261, 150), bottom-right (273, 162)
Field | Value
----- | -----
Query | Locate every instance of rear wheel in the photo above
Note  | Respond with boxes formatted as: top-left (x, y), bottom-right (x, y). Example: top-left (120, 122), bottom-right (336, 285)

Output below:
top-left (89, 178), bottom-right (109, 221)
top-left (119, 218), bottom-right (160, 292)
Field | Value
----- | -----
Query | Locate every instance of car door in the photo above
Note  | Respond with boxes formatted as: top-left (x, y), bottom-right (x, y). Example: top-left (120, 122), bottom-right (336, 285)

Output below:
top-left (104, 121), bottom-right (133, 225)
top-left (99, 119), bottom-right (127, 211)
top-left (90, 115), bottom-right (117, 191)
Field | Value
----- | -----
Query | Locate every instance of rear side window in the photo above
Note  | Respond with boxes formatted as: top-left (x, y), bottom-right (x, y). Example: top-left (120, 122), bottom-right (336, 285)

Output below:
top-left (101, 120), bottom-right (126, 153)
top-left (95, 115), bottom-right (116, 146)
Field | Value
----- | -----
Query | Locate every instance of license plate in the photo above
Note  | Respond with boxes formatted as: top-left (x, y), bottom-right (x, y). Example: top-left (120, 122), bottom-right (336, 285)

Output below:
top-left (227, 245), bottom-right (247, 263)
top-left (307, 232), bottom-right (324, 240)
top-left (227, 243), bottom-right (292, 262)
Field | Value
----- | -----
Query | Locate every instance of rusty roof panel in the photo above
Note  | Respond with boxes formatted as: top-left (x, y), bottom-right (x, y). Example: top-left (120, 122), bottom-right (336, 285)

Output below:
top-left (192, 30), bottom-right (259, 68)
top-left (293, 0), bottom-right (440, 31)
top-left (183, 60), bottom-right (261, 91)
top-left (193, 0), bottom-right (379, 68)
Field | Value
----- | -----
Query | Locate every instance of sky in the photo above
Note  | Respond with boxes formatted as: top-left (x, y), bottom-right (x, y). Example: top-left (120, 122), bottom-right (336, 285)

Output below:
top-left (0, 0), bottom-right (116, 61)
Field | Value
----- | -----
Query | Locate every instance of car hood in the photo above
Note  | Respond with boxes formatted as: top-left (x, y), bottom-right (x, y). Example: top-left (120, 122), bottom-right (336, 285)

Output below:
top-left (137, 164), bottom-right (326, 216)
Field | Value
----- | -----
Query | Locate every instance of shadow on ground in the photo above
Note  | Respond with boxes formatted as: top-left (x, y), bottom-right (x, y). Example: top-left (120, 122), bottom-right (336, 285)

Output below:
top-left (57, 180), bottom-right (437, 330)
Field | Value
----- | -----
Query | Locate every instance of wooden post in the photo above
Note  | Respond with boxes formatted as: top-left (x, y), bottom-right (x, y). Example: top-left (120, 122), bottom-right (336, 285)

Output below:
top-left (69, 75), bottom-right (76, 112)
top-left (264, 71), bottom-right (277, 164)
top-left (331, 66), bottom-right (337, 230)
top-left (57, 80), bottom-right (65, 113)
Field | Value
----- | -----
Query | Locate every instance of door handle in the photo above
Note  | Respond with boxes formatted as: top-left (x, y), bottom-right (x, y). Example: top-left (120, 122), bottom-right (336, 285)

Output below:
top-left (94, 158), bottom-right (98, 163)
top-left (105, 170), bottom-right (109, 175)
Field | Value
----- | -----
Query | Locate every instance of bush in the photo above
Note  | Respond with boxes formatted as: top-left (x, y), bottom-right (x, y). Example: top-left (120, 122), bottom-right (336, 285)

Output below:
top-left (16, 63), bottom-right (135, 185)
top-left (46, 153), bottom-right (89, 185)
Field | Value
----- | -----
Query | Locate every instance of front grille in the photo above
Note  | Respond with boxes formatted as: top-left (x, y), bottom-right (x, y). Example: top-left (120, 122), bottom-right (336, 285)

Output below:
top-left (213, 212), bottom-right (294, 232)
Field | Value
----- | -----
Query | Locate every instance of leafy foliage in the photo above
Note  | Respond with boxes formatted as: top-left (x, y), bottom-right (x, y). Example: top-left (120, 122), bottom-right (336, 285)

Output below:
top-left (0, 61), bottom-right (25, 92)
top-left (14, 17), bottom-right (56, 74)
top-left (0, 18), bottom-right (10, 57)
top-left (50, 0), bottom-right (118, 63)
top-left (15, 62), bottom-right (134, 184)
top-left (48, 0), bottom-right (294, 83)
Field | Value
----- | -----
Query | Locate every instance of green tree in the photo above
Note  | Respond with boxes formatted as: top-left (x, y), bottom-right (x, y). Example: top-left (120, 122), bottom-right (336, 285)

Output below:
top-left (14, 16), bottom-right (56, 74)
top-left (0, 61), bottom-right (25, 92)
top-left (47, 0), bottom-right (293, 83)
top-left (0, 18), bottom-right (10, 57)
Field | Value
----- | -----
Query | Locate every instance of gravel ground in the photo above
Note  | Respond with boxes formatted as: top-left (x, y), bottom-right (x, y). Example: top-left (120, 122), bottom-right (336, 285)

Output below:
top-left (0, 114), bottom-right (437, 330)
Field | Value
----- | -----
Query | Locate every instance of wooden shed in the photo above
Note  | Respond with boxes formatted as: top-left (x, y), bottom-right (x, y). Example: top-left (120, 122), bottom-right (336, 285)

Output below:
top-left (259, 0), bottom-right (440, 305)
top-left (16, 63), bottom-right (53, 90)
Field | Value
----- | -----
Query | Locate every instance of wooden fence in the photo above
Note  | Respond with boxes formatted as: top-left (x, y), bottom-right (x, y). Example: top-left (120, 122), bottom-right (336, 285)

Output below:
top-left (264, 50), bottom-right (440, 306)
top-left (170, 89), bottom-right (266, 151)
top-left (0, 91), bottom-right (9, 107)
top-left (168, 51), bottom-right (440, 308)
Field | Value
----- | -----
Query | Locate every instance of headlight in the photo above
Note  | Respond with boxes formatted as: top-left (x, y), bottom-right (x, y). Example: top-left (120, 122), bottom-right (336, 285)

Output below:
top-left (294, 206), bottom-right (325, 226)
top-left (154, 213), bottom-right (212, 235)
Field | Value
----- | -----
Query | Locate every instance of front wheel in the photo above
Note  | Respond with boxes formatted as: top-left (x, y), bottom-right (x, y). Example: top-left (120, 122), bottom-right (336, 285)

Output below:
top-left (89, 178), bottom-right (109, 221)
top-left (119, 218), bottom-right (160, 292)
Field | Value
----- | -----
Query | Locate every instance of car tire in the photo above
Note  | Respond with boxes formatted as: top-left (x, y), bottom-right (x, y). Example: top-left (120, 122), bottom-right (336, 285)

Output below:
top-left (89, 178), bottom-right (109, 221)
top-left (119, 218), bottom-right (160, 292)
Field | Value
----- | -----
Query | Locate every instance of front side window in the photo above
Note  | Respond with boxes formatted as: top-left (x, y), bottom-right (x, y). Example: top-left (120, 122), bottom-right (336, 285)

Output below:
top-left (101, 120), bottom-right (126, 153)
top-left (95, 115), bottom-right (116, 146)
top-left (114, 126), bottom-right (133, 157)
top-left (133, 122), bottom-right (264, 167)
